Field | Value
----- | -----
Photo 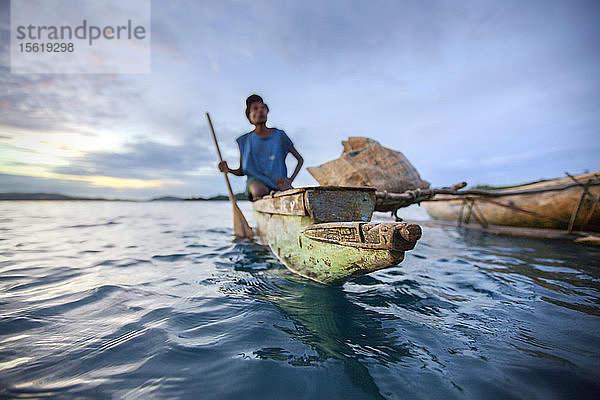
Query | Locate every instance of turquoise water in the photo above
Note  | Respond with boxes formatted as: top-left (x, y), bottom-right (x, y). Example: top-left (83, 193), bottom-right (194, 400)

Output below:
top-left (1, 201), bottom-right (599, 399)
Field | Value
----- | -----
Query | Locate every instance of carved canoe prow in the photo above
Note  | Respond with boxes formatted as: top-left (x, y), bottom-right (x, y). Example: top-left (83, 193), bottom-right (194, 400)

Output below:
top-left (303, 222), bottom-right (421, 252)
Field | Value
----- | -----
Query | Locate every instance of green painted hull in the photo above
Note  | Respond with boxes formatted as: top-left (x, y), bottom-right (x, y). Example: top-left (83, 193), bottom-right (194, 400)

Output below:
top-left (252, 186), bottom-right (421, 285)
top-left (254, 212), bottom-right (404, 285)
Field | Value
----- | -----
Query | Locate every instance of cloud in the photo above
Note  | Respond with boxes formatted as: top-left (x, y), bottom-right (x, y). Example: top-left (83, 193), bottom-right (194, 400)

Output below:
top-left (53, 137), bottom-right (214, 180)
top-left (0, 73), bottom-right (146, 133)
top-left (1, 0), bottom-right (599, 197)
top-left (0, 0), bottom-right (8, 67)
top-left (417, 144), bottom-right (600, 188)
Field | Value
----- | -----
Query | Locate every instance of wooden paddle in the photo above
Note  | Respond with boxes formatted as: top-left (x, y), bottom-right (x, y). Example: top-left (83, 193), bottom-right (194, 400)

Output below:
top-left (206, 112), bottom-right (253, 238)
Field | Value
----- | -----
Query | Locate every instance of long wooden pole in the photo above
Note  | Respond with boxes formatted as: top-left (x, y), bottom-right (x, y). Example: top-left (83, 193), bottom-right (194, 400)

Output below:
top-left (206, 112), bottom-right (253, 238)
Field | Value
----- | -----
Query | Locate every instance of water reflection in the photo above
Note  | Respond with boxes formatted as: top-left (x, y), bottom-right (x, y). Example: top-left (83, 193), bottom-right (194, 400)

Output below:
top-left (230, 241), bottom-right (410, 399)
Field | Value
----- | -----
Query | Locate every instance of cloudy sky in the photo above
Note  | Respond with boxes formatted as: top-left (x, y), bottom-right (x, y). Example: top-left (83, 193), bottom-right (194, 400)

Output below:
top-left (1, 0), bottom-right (599, 199)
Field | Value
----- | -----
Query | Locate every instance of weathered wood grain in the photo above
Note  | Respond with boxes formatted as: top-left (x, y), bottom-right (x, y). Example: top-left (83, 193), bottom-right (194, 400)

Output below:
top-left (252, 191), bottom-right (306, 216)
top-left (304, 187), bottom-right (375, 223)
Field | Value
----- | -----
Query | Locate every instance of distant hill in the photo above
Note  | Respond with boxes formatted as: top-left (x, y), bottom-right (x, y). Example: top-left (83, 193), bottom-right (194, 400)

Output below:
top-left (150, 196), bottom-right (184, 201)
top-left (0, 192), bottom-right (123, 201)
top-left (186, 192), bottom-right (248, 201)
top-left (0, 192), bottom-right (248, 201)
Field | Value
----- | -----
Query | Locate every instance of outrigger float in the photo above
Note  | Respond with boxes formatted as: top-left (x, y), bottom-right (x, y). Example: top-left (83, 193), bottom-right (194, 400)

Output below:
top-left (252, 186), bottom-right (422, 285)
top-left (421, 173), bottom-right (600, 232)
top-left (374, 172), bottom-right (600, 246)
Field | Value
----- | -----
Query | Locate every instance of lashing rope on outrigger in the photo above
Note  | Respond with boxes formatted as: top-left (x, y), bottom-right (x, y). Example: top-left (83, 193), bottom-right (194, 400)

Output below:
top-left (376, 173), bottom-right (600, 232)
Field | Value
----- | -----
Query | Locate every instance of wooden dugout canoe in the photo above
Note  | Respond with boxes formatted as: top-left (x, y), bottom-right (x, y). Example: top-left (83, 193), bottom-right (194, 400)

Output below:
top-left (423, 173), bottom-right (600, 232)
top-left (252, 186), bottom-right (422, 285)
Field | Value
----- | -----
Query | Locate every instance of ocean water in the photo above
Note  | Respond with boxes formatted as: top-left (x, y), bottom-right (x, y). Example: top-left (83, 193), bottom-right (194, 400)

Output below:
top-left (1, 200), bottom-right (599, 399)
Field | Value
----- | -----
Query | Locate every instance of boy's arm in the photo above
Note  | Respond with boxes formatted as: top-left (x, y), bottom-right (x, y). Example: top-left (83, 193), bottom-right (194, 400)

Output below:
top-left (288, 146), bottom-right (303, 183)
top-left (229, 165), bottom-right (244, 176)
top-left (217, 149), bottom-right (245, 176)
top-left (276, 147), bottom-right (303, 190)
top-left (218, 161), bottom-right (244, 176)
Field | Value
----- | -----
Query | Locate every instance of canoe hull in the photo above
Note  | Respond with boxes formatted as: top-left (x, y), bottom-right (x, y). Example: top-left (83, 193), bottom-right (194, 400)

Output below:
top-left (254, 212), bottom-right (406, 285)
top-left (423, 173), bottom-right (600, 231)
top-left (252, 186), bottom-right (421, 285)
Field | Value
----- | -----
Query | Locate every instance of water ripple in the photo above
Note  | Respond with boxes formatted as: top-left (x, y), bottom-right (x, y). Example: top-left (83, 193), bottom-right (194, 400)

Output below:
top-left (1, 201), bottom-right (599, 399)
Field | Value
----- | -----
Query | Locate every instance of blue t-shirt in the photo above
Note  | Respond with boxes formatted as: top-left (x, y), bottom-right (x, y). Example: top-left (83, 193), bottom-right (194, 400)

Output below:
top-left (236, 129), bottom-right (293, 190)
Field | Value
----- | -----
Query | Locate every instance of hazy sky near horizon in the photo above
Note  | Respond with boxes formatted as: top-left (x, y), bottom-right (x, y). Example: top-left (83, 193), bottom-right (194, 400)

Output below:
top-left (1, 0), bottom-right (599, 199)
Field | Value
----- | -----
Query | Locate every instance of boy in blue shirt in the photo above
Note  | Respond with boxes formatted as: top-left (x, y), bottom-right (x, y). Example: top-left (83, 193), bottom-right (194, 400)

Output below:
top-left (218, 94), bottom-right (304, 200)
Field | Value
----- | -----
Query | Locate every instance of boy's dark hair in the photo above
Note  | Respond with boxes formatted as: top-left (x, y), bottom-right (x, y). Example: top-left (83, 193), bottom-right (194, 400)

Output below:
top-left (245, 94), bottom-right (269, 121)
